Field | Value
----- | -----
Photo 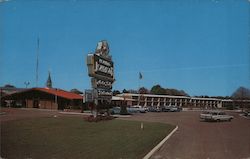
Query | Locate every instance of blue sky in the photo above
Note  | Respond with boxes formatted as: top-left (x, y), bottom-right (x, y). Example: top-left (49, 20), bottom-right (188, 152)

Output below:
top-left (0, 0), bottom-right (249, 96)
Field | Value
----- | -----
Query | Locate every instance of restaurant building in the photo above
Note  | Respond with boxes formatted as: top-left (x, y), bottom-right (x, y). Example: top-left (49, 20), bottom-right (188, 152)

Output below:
top-left (1, 87), bottom-right (83, 110)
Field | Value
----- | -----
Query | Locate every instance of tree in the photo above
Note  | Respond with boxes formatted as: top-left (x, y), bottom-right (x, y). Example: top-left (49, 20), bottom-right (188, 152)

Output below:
top-left (122, 89), bottom-right (129, 93)
top-left (113, 90), bottom-right (121, 96)
top-left (4, 84), bottom-right (15, 88)
top-left (231, 87), bottom-right (250, 100)
top-left (150, 85), bottom-right (166, 95)
top-left (179, 90), bottom-right (189, 96)
top-left (128, 89), bottom-right (138, 94)
top-left (231, 87), bottom-right (250, 110)
top-left (138, 87), bottom-right (149, 94)
top-left (150, 84), bottom-right (189, 96)
top-left (70, 88), bottom-right (83, 94)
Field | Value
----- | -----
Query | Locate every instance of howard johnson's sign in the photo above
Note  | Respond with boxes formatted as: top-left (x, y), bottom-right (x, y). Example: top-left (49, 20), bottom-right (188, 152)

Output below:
top-left (86, 40), bottom-right (114, 100)
top-left (87, 54), bottom-right (114, 81)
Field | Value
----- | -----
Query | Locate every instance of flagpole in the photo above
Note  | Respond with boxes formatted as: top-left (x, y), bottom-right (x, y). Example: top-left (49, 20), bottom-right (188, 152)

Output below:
top-left (138, 75), bottom-right (140, 106)
top-left (138, 72), bottom-right (142, 106)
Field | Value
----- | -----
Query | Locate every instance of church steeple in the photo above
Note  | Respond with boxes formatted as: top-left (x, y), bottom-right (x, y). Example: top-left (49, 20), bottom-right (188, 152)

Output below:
top-left (46, 71), bottom-right (52, 88)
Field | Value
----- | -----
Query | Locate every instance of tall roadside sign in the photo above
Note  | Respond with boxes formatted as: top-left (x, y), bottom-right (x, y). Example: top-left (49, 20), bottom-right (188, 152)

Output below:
top-left (86, 40), bottom-right (115, 109)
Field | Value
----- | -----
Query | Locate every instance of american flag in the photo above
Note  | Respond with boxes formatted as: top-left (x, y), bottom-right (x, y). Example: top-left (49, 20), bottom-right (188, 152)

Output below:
top-left (139, 72), bottom-right (143, 79)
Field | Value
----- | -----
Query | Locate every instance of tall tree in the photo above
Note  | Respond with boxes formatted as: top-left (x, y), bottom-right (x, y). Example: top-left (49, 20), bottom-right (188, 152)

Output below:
top-left (150, 85), bottom-right (166, 95)
top-left (139, 87), bottom-right (149, 94)
top-left (128, 89), bottom-right (138, 94)
top-left (122, 89), bottom-right (129, 93)
top-left (113, 90), bottom-right (121, 96)
top-left (4, 84), bottom-right (15, 88)
top-left (150, 84), bottom-right (189, 96)
top-left (231, 87), bottom-right (250, 100)
top-left (231, 87), bottom-right (250, 110)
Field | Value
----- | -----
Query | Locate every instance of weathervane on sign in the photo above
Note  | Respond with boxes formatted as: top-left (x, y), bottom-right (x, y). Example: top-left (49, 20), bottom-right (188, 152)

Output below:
top-left (95, 40), bottom-right (110, 58)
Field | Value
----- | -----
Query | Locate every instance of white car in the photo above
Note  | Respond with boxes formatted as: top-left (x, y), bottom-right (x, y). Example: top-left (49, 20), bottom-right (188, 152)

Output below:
top-left (127, 106), bottom-right (146, 113)
top-left (200, 110), bottom-right (234, 122)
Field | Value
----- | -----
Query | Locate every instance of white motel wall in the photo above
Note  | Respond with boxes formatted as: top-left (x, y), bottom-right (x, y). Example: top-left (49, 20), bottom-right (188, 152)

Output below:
top-left (113, 93), bottom-right (250, 109)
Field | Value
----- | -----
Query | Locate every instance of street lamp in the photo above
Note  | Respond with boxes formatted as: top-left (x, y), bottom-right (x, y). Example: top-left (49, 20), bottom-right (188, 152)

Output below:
top-left (24, 81), bottom-right (30, 88)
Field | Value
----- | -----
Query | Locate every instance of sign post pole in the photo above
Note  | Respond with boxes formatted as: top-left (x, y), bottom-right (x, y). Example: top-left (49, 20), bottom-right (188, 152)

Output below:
top-left (86, 40), bottom-right (115, 118)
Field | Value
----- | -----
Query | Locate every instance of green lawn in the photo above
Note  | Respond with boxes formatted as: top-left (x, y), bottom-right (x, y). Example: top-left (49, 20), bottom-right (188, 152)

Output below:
top-left (1, 117), bottom-right (175, 159)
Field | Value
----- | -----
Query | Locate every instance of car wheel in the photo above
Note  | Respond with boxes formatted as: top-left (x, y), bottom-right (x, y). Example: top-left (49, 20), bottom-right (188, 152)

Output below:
top-left (217, 119), bottom-right (220, 122)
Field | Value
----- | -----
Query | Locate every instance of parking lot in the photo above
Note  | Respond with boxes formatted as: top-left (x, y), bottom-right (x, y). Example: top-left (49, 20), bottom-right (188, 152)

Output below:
top-left (123, 111), bottom-right (250, 159)
top-left (1, 108), bottom-right (250, 159)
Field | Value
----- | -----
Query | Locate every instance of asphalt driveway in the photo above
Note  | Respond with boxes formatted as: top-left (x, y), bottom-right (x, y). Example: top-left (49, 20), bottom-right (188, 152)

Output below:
top-left (123, 111), bottom-right (250, 159)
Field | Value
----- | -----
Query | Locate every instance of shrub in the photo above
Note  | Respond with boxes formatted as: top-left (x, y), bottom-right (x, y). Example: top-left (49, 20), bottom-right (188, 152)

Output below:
top-left (84, 115), bottom-right (115, 122)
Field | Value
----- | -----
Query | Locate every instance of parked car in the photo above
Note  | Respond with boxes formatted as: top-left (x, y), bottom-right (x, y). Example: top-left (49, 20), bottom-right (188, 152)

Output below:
top-left (156, 106), bottom-right (162, 112)
top-left (127, 105), bottom-right (146, 113)
top-left (149, 106), bottom-right (161, 112)
top-left (200, 110), bottom-right (234, 122)
top-left (243, 110), bottom-right (250, 117)
top-left (162, 106), bottom-right (181, 112)
top-left (144, 107), bottom-right (149, 112)
top-left (200, 111), bottom-right (212, 120)
top-left (110, 107), bottom-right (121, 115)
top-left (148, 106), bottom-right (157, 112)
top-left (162, 106), bottom-right (171, 112)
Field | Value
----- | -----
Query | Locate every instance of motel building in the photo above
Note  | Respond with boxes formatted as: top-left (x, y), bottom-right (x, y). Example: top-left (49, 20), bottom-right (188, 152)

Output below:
top-left (113, 93), bottom-right (250, 109)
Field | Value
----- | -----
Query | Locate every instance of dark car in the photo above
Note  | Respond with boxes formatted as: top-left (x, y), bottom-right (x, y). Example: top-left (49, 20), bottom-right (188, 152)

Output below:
top-left (148, 106), bottom-right (161, 112)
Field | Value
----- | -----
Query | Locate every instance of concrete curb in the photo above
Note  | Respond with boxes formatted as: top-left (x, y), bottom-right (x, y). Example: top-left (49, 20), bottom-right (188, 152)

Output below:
top-left (112, 114), bottom-right (131, 118)
top-left (59, 112), bottom-right (91, 115)
top-left (0, 112), bottom-right (6, 115)
top-left (143, 125), bottom-right (179, 159)
top-left (21, 108), bottom-right (59, 112)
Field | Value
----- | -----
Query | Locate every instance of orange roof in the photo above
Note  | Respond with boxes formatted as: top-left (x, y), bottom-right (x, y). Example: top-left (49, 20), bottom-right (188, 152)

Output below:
top-left (32, 88), bottom-right (83, 100)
